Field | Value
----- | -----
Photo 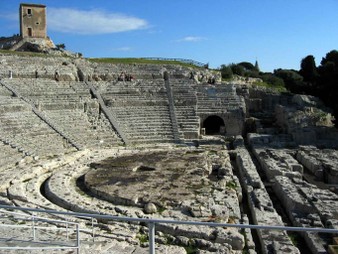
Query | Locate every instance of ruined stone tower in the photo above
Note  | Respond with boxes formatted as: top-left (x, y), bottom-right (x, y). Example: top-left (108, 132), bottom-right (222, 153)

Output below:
top-left (19, 3), bottom-right (47, 38)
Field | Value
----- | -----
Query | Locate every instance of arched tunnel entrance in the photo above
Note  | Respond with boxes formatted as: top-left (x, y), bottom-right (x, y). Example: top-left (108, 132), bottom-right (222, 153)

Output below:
top-left (202, 115), bottom-right (226, 135)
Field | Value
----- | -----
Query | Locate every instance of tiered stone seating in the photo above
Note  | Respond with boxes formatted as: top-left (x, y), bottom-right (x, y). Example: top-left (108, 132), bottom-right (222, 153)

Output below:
top-left (4, 79), bottom-right (91, 107)
top-left (94, 80), bottom-right (168, 105)
top-left (0, 109), bottom-right (72, 157)
top-left (0, 141), bottom-right (24, 169)
top-left (196, 83), bottom-right (243, 114)
top-left (94, 80), bottom-right (176, 144)
top-left (88, 62), bottom-right (167, 80)
top-left (170, 78), bottom-right (199, 139)
top-left (3, 78), bottom-right (123, 148)
top-left (111, 106), bottom-right (175, 143)
top-left (0, 84), bottom-right (71, 157)
top-left (0, 55), bottom-right (78, 80)
top-left (44, 109), bottom-right (123, 148)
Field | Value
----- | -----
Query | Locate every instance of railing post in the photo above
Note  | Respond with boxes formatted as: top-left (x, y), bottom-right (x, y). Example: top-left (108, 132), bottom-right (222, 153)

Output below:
top-left (76, 224), bottom-right (80, 254)
top-left (148, 222), bottom-right (155, 254)
top-left (32, 215), bottom-right (36, 241)
top-left (66, 222), bottom-right (69, 241)
top-left (92, 218), bottom-right (95, 242)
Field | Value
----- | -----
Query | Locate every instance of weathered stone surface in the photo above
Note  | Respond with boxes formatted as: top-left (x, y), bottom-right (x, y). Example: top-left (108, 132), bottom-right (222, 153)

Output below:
top-left (214, 229), bottom-right (245, 250)
top-left (273, 174), bottom-right (338, 254)
top-left (0, 52), bottom-right (338, 254)
top-left (210, 205), bottom-right (229, 223)
top-left (144, 202), bottom-right (157, 214)
top-left (275, 94), bottom-right (338, 146)
top-left (233, 137), bottom-right (300, 254)
top-left (297, 146), bottom-right (338, 184)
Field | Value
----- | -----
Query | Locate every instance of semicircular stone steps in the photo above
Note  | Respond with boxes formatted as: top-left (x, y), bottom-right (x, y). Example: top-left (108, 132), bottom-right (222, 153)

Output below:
top-left (43, 163), bottom-right (149, 243)
top-left (1, 146), bottom-right (247, 253)
top-left (2, 150), bottom-right (143, 247)
top-left (43, 148), bottom-right (242, 245)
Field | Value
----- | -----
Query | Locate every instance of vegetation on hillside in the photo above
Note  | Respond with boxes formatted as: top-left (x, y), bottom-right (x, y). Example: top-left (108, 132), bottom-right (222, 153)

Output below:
top-left (219, 49), bottom-right (338, 125)
top-left (89, 57), bottom-right (204, 68)
top-left (0, 49), bottom-right (52, 57)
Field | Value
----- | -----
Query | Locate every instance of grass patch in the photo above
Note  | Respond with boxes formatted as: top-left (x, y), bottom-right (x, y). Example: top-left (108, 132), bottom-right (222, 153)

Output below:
top-left (17, 220), bottom-right (26, 225)
top-left (288, 232), bottom-right (300, 246)
top-left (0, 49), bottom-right (69, 58)
top-left (0, 49), bottom-right (205, 69)
top-left (185, 150), bottom-right (203, 155)
top-left (157, 206), bottom-right (166, 215)
top-left (222, 77), bottom-right (235, 82)
top-left (253, 81), bottom-right (287, 93)
top-left (88, 57), bottom-right (203, 68)
top-left (184, 245), bottom-right (198, 254)
top-left (226, 180), bottom-right (237, 190)
top-left (208, 150), bottom-right (218, 155)
top-left (137, 233), bottom-right (149, 244)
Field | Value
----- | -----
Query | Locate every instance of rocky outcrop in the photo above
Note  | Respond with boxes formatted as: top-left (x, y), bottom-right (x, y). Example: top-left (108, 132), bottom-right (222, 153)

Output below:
top-left (234, 136), bottom-right (300, 254)
top-left (275, 95), bottom-right (338, 147)
top-left (273, 176), bottom-right (338, 254)
top-left (296, 146), bottom-right (338, 184)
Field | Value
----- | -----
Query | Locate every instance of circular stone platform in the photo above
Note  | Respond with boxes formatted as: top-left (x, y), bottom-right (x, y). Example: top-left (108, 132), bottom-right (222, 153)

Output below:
top-left (84, 150), bottom-right (215, 209)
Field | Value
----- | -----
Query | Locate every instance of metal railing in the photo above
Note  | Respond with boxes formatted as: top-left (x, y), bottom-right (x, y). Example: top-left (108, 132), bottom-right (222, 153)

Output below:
top-left (0, 208), bottom-right (80, 253)
top-left (0, 204), bottom-right (337, 254)
top-left (142, 57), bottom-right (207, 68)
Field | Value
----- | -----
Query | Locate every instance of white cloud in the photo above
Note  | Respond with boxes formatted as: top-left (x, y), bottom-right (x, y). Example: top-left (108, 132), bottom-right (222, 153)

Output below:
top-left (113, 47), bottom-right (132, 51)
top-left (48, 8), bottom-right (148, 35)
top-left (0, 12), bottom-right (18, 21)
top-left (175, 36), bottom-right (207, 42)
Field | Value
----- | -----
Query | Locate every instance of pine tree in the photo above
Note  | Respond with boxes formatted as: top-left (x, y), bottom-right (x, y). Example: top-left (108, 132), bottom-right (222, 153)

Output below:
top-left (300, 55), bottom-right (318, 83)
top-left (254, 60), bottom-right (260, 72)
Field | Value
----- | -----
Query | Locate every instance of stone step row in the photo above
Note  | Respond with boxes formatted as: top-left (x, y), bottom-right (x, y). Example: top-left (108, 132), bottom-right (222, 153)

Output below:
top-left (42, 110), bottom-right (123, 149)
top-left (1, 151), bottom-right (144, 248)
top-left (233, 136), bottom-right (300, 254)
top-left (273, 176), bottom-right (331, 254)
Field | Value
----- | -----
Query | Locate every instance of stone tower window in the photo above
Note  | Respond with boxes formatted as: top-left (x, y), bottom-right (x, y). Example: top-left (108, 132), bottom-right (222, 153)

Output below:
top-left (27, 8), bottom-right (32, 15)
top-left (27, 27), bottom-right (32, 37)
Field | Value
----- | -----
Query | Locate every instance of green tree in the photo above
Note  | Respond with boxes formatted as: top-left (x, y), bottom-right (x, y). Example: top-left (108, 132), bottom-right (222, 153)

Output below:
top-left (230, 63), bottom-right (245, 76)
top-left (274, 69), bottom-right (305, 93)
top-left (317, 50), bottom-right (338, 121)
top-left (254, 60), bottom-right (260, 72)
top-left (318, 50), bottom-right (338, 92)
top-left (220, 64), bottom-right (233, 79)
top-left (238, 61), bottom-right (260, 78)
top-left (300, 55), bottom-right (318, 82)
top-left (238, 62), bottom-right (256, 71)
top-left (56, 43), bottom-right (66, 50)
top-left (320, 50), bottom-right (338, 66)
top-left (299, 55), bottom-right (318, 94)
top-left (261, 73), bottom-right (285, 87)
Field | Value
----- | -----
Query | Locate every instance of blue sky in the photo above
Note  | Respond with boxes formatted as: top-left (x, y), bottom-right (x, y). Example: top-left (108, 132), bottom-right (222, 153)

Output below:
top-left (1, 0), bottom-right (338, 72)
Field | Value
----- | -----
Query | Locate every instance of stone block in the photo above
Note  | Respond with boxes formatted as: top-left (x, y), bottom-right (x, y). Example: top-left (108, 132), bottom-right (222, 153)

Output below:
top-left (214, 229), bottom-right (245, 250)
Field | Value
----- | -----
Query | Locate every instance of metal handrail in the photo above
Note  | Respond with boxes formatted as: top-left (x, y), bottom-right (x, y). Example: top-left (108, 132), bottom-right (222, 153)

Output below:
top-left (0, 204), bottom-right (337, 254)
top-left (142, 57), bottom-right (207, 67)
top-left (0, 206), bottom-right (80, 253)
top-left (0, 209), bottom-right (78, 226)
